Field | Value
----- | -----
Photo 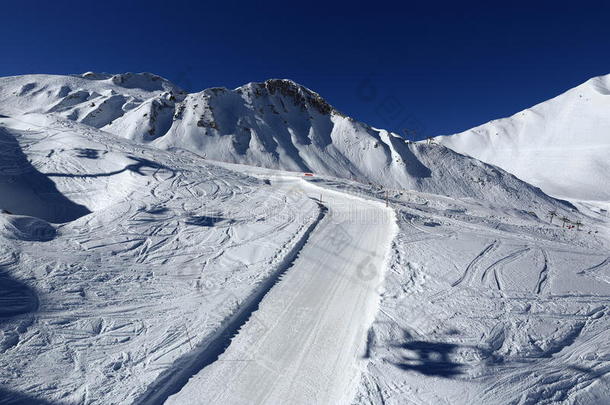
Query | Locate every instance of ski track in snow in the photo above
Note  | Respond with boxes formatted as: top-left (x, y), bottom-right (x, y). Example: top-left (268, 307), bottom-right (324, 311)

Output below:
top-left (535, 249), bottom-right (551, 294)
top-left (309, 178), bottom-right (610, 405)
top-left (164, 179), bottom-right (397, 405)
top-left (578, 256), bottom-right (610, 276)
top-left (134, 197), bottom-right (328, 405)
top-left (451, 240), bottom-right (499, 287)
top-left (480, 246), bottom-right (531, 288)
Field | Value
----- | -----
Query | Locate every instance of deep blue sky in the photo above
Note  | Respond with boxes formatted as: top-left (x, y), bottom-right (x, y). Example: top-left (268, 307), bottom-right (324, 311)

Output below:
top-left (2, 1), bottom-right (609, 137)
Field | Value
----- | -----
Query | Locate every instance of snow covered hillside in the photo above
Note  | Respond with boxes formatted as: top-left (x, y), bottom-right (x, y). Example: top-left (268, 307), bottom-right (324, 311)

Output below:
top-left (311, 177), bottom-right (609, 405)
top-left (0, 113), bottom-right (322, 403)
top-left (0, 73), bottom-right (573, 208)
top-left (0, 73), bottom-right (183, 140)
top-left (436, 74), bottom-right (610, 203)
top-left (0, 72), bottom-right (608, 405)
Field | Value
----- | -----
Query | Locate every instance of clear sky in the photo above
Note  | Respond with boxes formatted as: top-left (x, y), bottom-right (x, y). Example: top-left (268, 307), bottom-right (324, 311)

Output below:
top-left (2, 0), bottom-right (609, 138)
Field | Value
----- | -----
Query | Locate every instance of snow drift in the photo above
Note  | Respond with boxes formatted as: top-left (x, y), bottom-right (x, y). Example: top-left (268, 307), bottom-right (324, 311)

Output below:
top-left (0, 213), bottom-right (55, 241)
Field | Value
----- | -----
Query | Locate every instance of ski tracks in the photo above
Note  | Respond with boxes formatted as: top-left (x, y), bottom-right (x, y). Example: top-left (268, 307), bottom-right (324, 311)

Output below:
top-left (133, 199), bottom-right (328, 405)
top-left (452, 241), bottom-right (551, 294)
top-left (578, 256), bottom-right (610, 277)
top-left (534, 249), bottom-right (550, 294)
top-left (480, 246), bottom-right (531, 291)
top-left (451, 240), bottom-right (499, 287)
top-left (161, 180), bottom-right (397, 405)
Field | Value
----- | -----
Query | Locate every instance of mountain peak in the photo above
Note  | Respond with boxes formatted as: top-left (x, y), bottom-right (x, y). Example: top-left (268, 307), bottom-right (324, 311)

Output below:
top-left (236, 78), bottom-right (334, 115)
top-left (79, 71), bottom-right (184, 94)
top-left (587, 73), bottom-right (610, 95)
top-left (263, 79), bottom-right (333, 114)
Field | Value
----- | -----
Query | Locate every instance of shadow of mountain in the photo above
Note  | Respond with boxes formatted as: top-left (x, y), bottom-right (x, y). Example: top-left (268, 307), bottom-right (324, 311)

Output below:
top-left (43, 156), bottom-right (173, 178)
top-left (0, 128), bottom-right (90, 223)
top-left (0, 387), bottom-right (63, 405)
top-left (0, 275), bottom-right (38, 319)
top-left (377, 133), bottom-right (431, 178)
top-left (0, 267), bottom-right (38, 326)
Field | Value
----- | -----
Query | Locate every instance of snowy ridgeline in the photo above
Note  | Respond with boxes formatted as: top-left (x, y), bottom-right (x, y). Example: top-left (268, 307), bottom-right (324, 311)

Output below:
top-left (0, 73), bottom-right (608, 404)
top-left (1, 72), bottom-right (599, 209)
top-left (437, 75), bottom-right (610, 204)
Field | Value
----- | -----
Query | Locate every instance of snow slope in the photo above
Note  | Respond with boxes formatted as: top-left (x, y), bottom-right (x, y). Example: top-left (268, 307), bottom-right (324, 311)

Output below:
top-left (308, 177), bottom-right (610, 405)
top-left (0, 113), bottom-right (322, 404)
top-left (437, 74), bottom-right (610, 203)
top-left (164, 178), bottom-right (397, 405)
top-left (0, 72), bottom-right (608, 405)
top-left (0, 72), bottom-right (185, 144)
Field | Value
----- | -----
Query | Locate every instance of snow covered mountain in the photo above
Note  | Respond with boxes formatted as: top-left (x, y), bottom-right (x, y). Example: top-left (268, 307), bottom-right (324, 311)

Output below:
top-left (0, 73), bottom-right (571, 211)
top-left (436, 74), bottom-right (610, 203)
top-left (0, 72), bottom-right (185, 142)
top-left (0, 73), bottom-right (608, 405)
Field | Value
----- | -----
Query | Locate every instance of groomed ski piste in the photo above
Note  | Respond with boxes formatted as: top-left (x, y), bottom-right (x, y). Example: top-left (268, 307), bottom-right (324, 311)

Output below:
top-left (0, 73), bottom-right (609, 404)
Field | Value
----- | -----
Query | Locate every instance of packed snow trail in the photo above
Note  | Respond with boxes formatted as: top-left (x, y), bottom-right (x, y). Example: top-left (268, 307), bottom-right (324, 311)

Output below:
top-left (165, 177), bottom-right (397, 405)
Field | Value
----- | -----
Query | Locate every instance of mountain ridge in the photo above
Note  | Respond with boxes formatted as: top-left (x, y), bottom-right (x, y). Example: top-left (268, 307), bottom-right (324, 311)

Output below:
top-left (436, 73), bottom-right (610, 203)
top-left (0, 72), bottom-right (577, 211)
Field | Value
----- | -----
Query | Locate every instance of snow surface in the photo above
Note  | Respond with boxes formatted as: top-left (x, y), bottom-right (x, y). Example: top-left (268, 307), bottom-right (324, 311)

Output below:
top-left (0, 113), bottom-right (321, 403)
top-left (164, 178), bottom-right (397, 405)
top-left (437, 74), bottom-right (610, 204)
top-left (312, 177), bottom-right (610, 404)
top-left (0, 73), bottom-right (608, 405)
